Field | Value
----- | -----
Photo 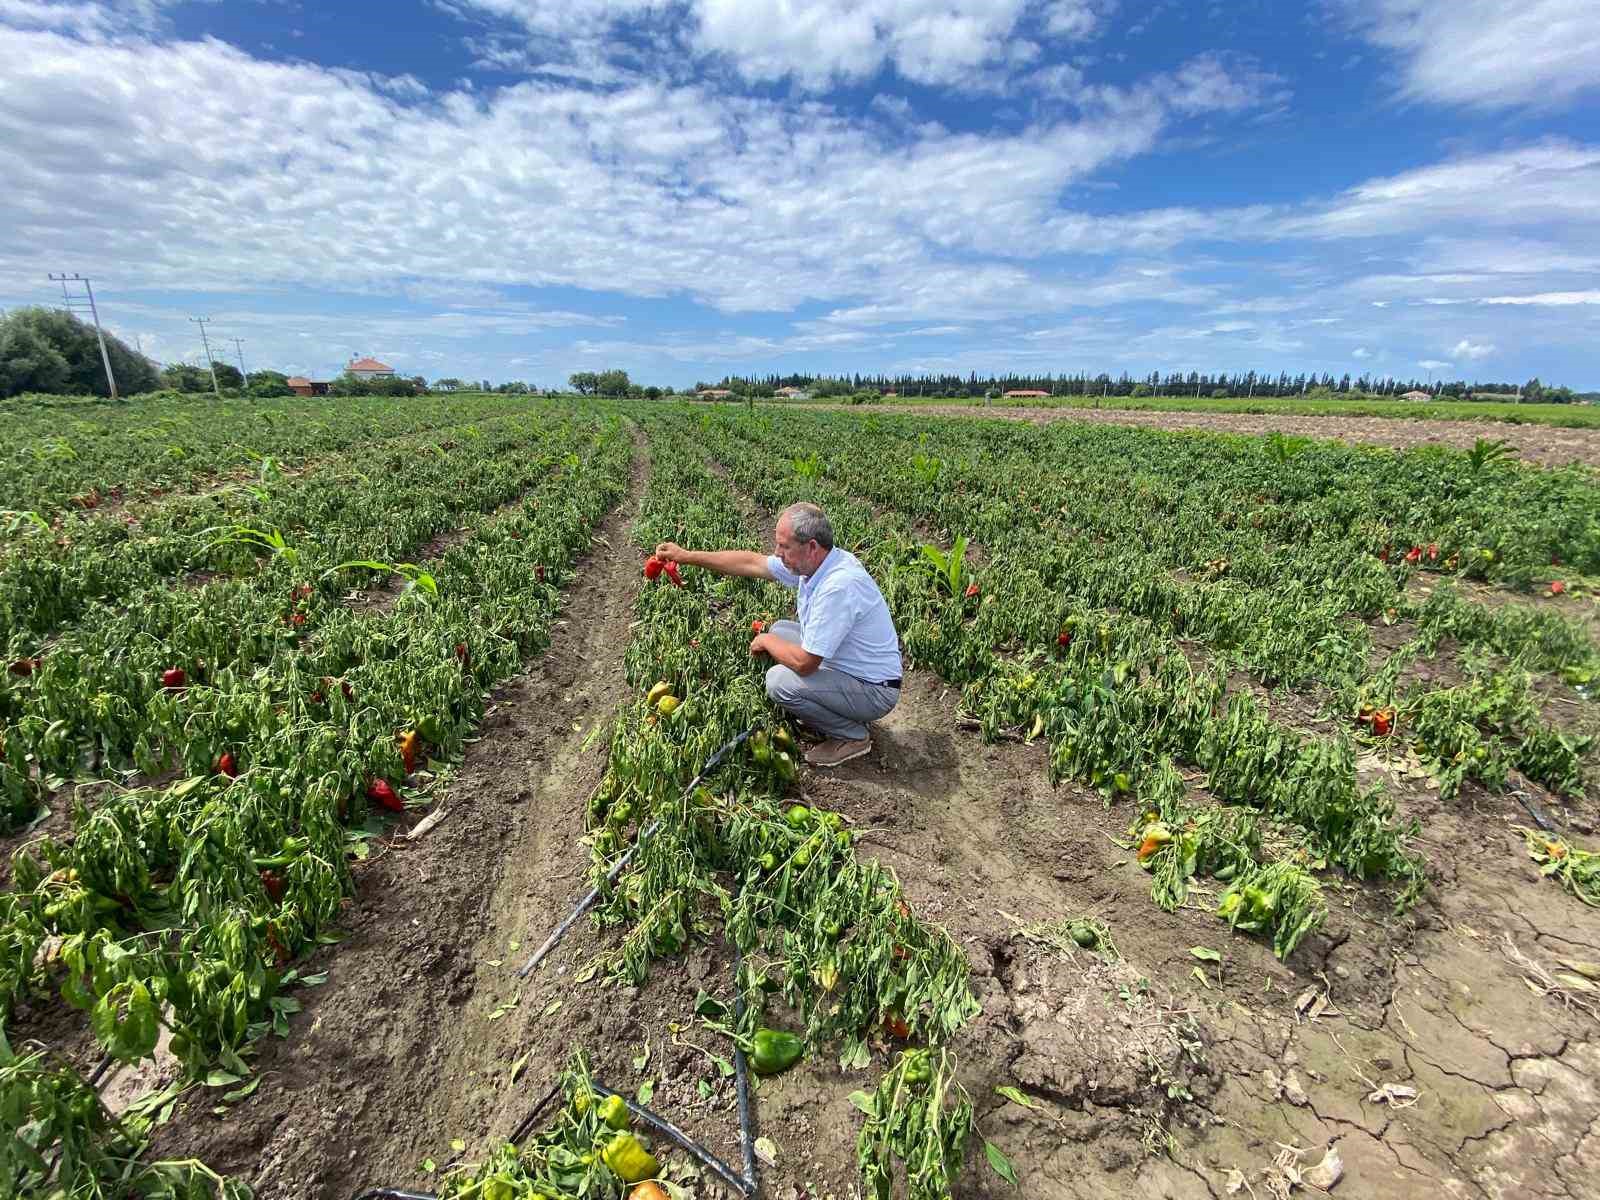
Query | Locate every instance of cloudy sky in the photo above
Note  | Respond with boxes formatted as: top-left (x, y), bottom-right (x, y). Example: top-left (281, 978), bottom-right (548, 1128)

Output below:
top-left (1, 0), bottom-right (1596, 388)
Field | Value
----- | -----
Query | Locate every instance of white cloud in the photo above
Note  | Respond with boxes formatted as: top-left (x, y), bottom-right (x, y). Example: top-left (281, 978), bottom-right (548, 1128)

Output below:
top-left (1282, 141), bottom-right (1600, 241)
top-left (457, 0), bottom-right (1117, 92)
top-left (1344, 0), bottom-right (1600, 109)
top-left (0, 27), bottom-right (1185, 326)
top-left (1353, 346), bottom-right (1370, 359)
top-left (1451, 338), bottom-right (1494, 361)
top-left (1165, 53), bottom-right (1283, 115)
top-left (1480, 291), bottom-right (1600, 306)
top-left (1041, 0), bottom-right (1115, 40)
top-left (1417, 358), bottom-right (1452, 370)
top-left (0, 0), bottom-right (171, 36)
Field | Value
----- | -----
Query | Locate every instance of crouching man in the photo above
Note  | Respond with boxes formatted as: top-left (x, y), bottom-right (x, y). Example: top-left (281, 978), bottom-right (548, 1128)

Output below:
top-left (652, 501), bottom-right (901, 767)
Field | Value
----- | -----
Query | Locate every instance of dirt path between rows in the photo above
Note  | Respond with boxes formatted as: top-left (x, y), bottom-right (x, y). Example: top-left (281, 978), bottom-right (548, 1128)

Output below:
top-left (148, 428), bottom-right (654, 1198)
top-left (694, 460), bottom-right (1600, 1197)
top-left (153, 428), bottom-right (1600, 1200)
top-left (804, 404), bottom-right (1600, 469)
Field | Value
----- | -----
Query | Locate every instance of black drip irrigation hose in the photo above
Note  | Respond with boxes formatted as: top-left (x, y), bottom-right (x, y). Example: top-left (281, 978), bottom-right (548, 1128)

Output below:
top-left (348, 730), bottom-right (765, 1199)
top-left (1517, 788), bottom-right (1560, 832)
top-left (349, 953), bottom-right (762, 1200)
top-left (590, 1079), bottom-right (755, 1197)
top-left (516, 729), bottom-right (754, 978)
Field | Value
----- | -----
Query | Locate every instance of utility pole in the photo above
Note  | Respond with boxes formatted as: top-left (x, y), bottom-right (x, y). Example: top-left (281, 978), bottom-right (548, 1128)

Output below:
top-left (48, 273), bottom-right (117, 398)
top-left (190, 317), bottom-right (221, 397)
top-left (230, 337), bottom-right (248, 386)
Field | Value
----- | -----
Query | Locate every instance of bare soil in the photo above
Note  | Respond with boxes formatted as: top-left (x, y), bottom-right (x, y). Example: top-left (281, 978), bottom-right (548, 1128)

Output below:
top-left (109, 430), bottom-right (1600, 1200)
top-left (813, 404), bottom-right (1600, 470)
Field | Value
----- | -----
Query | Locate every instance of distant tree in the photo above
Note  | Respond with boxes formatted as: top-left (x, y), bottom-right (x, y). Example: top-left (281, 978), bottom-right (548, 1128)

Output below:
top-left (409, 375), bottom-right (429, 391)
top-left (595, 369), bottom-right (630, 396)
top-left (246, 369), bottom-right (292, 397)
top-left (568, 371), bottom-right (597, 395)
top-left (434, 377), bottom-right (464, 392)
top-left (211, 362), bottom-right (244, 389)
top-left (0, 306), bottom-right (160, 398)
top-left (1523, 377), bottom-right (1544, 403)
top-left (328, 371), bottom-right (419, 397)
top-left (160, 363), bottom-right (213, 393)
top-left (0, 317), bottom-right (72, 396)
top-left (644, 385), bottom-right (662, 400)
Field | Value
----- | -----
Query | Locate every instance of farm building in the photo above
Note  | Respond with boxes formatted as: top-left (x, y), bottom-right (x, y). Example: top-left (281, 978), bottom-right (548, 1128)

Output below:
top-left (285, 376), bottom-right (331, 396)
top-left (1400, 389), bottom-right (1432, 401)
top-left (1002, 389), bottom-right (1051, 398)
top-left (697, 388), bottom-right (734, 398)
top-left (346, 356), bottom-right (396, 380)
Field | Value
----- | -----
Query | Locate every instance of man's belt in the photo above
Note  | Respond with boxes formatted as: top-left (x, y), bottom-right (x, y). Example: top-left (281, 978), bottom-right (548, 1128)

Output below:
top-left (875, 677), bottom-right (902, 689)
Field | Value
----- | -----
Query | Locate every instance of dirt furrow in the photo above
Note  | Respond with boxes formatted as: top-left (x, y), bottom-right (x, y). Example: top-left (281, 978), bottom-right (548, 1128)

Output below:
top-left (147, 428), bottom-right (653, 1199)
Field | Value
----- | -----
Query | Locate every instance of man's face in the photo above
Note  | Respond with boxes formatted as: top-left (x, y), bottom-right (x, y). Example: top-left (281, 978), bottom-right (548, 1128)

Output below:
top-left (775, 517), bottom-right (826, 576)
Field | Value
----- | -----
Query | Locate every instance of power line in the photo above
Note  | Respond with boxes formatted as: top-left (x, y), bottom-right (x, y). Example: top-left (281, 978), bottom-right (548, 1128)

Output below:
top-left (48, 273), bottom-right (117, 399)
top-left (230, 336), bottom-right (248, 385)
top-left (189, 317), bottom-right (221, 398)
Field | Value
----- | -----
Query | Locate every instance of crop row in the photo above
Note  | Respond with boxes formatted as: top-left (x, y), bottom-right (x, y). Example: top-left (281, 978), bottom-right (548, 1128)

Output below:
top-left (663, 406), bottom-right (1595, 952)
top-left (440, 411), bottom-right (992, 1199)
top-left (1, 410), bottom-right (618, 829)
top-left (2, 408), bottom-right (608, 658)
top-left (0, 412), bottom-right (632, 1199)
top-left (0, 391), bottom-right (535, 516)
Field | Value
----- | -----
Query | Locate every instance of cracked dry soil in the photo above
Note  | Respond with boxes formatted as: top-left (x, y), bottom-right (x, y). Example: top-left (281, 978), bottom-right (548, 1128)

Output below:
top-left (139, 431), bottom-right (1599, 1200)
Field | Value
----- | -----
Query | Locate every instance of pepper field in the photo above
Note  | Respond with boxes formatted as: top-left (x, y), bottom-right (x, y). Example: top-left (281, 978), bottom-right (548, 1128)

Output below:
top-left (3, 392), bottom-right (1599, 1200)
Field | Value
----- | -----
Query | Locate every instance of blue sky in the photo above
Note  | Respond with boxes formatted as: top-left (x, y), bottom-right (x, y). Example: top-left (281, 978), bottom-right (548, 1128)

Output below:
top-left (1, 0), bottom-right (1596, 389)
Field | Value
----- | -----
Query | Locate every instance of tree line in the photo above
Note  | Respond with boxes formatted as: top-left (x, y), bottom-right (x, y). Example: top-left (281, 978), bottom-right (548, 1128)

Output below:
top-left (4, 308), bottom-right (1588, 405)
top-left (696, 370), bottom-right (1585, 403)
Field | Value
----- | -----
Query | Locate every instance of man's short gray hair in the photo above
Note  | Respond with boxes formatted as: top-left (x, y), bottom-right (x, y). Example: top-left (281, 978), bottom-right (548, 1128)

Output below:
top-left (781, 502), bottom-right (834, 550)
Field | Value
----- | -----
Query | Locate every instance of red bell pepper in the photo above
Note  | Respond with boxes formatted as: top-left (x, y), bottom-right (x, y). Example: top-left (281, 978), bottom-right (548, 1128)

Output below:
top-left (367, 778), bottom-right (404, 812)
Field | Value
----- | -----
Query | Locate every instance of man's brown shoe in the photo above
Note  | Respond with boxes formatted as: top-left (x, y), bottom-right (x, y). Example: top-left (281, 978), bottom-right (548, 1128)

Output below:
top-left (805, 737), bottom-right (872, 768)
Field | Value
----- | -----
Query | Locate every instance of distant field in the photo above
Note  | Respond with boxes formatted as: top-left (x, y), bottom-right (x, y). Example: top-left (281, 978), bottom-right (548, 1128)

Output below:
top-left (825, 392), bottom-right (1600, 428)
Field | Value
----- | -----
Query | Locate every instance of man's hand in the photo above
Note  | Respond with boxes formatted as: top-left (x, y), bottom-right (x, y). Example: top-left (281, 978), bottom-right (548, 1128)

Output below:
top-left (749, 633), bottom-right (769, 657)
top-left (655, 541), bottom-right (685, 563)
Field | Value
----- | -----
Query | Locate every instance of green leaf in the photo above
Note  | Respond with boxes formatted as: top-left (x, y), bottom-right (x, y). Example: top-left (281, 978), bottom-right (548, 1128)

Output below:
top-left (994, 1085), bottom-right (1037, 1109)
top-left (846, 1090), bottom-right (877, 1116)
top-left (222, 1077), bottom-right (262, 1103)
top-left (637, 1078), bottom-right (655, 1105)
top-left (91, 980), bottom-right (160, 1062)
top-left (633, 1040), bottom-right (651, 1072)
top-left (204, 1069), bottom-right (245, 1088)
top-left (1189, 946), bottom-right (1223, 963)
top-left (450, 1138), bottom-right (466, 1152)
top-left (985, 1140), bottom-right (1020, 1188)
top-left (420, 1159), bottom-right (436, 1174)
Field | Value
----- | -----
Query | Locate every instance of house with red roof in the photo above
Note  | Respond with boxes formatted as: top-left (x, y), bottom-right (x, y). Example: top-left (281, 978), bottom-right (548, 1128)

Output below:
top-left (287, 376), bottom-right (334, 396)
top-left (346, 356), bottom-right (396, 380)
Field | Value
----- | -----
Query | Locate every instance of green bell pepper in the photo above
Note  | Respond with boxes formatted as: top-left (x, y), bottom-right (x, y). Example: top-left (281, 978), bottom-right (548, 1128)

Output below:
top-left (749, 1028), bottom-right (804, 1076)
